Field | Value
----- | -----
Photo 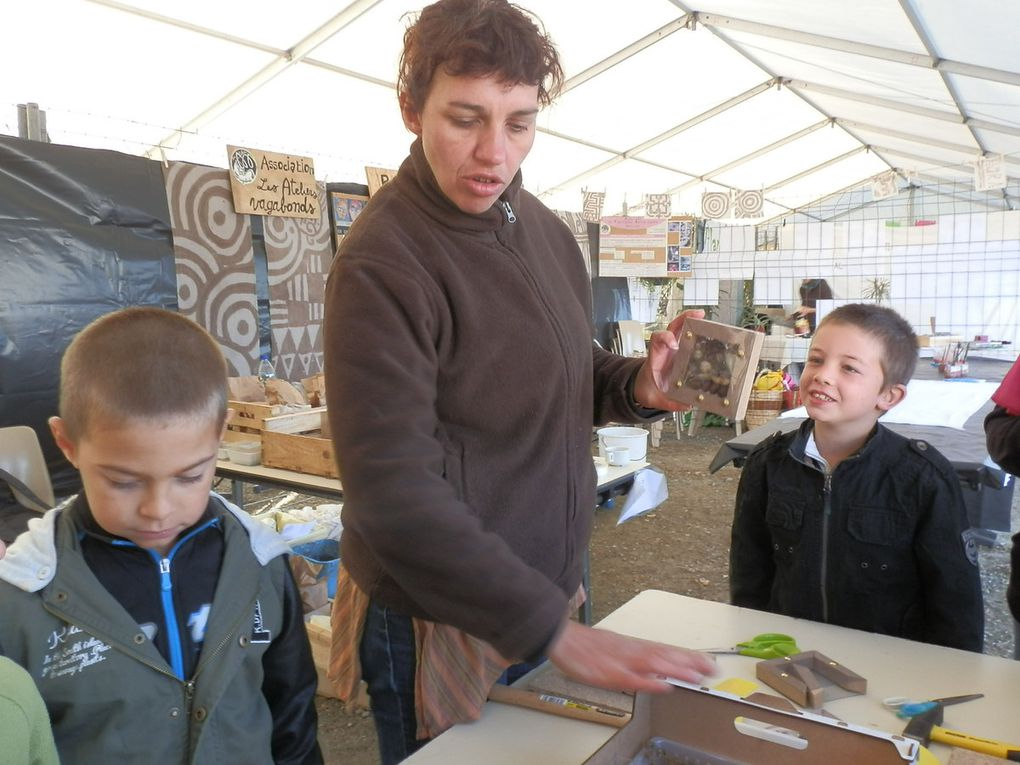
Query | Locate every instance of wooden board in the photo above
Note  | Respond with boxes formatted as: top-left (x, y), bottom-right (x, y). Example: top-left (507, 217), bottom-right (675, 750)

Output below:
top-left (227, 400), bottom-right (287, 437)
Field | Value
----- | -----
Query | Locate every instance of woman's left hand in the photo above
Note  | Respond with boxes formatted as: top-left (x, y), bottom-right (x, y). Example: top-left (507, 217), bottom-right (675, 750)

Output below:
top-left (631, 309), bottom-right (705, 411)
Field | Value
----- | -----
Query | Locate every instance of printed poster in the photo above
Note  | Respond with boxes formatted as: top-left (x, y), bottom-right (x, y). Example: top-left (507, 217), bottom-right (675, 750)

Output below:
top-left (599, 216), bottom-right (694, 277)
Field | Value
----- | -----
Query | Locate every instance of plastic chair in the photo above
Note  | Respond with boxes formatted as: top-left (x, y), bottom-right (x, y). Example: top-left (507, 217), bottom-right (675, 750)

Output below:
top-left (0, 426), bottom-right (55, 512)
top-left (615, 320), bottom-right (647, 357)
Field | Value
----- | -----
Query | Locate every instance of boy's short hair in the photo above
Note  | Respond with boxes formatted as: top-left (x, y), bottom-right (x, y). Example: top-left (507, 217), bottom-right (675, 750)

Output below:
top-left (398, 0), bottom-right (564, 112)
top-left (59, 307), bottom-right (228, 441)
top-left (817, 303), bottom-right (918, 386)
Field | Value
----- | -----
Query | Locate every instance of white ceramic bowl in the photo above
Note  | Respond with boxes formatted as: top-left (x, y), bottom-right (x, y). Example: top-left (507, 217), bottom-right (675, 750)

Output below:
top-left (596, 426), bottom-right (648, 461)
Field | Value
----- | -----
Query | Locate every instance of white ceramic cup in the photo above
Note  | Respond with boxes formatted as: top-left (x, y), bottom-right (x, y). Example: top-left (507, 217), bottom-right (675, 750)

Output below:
top-left (606, 446), bottom-right (630, 466)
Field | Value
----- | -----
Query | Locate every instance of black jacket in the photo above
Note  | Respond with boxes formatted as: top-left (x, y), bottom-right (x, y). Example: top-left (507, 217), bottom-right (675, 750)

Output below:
top-left (730, 419), bottom-right (984, 651)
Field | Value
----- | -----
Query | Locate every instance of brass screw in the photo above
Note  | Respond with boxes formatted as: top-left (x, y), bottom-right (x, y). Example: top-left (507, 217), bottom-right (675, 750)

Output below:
top-left (737, 348), bottom-right (745, 358)
top-left (675, 380), bottom-right (683, 388)
top-left (723, 398), bottom-right (730, 406)
top-left (685, 330), bottom-right (693, 339)
top-left (697, 394), bottom-right (705, 401)
top-left (780, 672), bottom-right (789, 678)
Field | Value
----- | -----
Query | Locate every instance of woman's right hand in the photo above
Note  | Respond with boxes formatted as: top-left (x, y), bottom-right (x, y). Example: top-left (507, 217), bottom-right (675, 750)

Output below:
top-left (547, 620), bottom-right (716, 693)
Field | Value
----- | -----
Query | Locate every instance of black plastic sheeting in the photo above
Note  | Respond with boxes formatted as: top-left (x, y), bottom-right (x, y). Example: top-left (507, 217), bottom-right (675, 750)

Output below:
top-left (0, 136), bottom-right (177, 496)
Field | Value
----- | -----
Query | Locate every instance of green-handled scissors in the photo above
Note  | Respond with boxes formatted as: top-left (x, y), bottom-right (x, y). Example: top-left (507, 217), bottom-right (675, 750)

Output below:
top-left (705, 633), bottom-right (801, 659)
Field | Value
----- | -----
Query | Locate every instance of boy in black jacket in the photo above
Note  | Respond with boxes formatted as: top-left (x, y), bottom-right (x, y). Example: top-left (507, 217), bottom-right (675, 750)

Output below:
top-left (730, 303), bottom-right (983, 651)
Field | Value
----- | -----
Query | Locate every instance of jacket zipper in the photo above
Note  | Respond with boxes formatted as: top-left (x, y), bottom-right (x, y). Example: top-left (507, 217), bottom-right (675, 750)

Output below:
top-left (159, 557), bottom-right (186, 679)
top-left (144, 518), bottom-right (219, 680)
top-left (820, 471), bottom-right (832, 622)
top-left (493, 199), bottom-right (580, 573)
top-left (501, 200), bottom-right (516, 223)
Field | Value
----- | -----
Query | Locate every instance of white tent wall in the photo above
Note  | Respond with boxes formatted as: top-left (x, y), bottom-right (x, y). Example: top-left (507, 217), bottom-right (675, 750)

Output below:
top-left (3, 1), bottom-right (1019, 352)
top-left (678, 184), bottom-right (1020, 349)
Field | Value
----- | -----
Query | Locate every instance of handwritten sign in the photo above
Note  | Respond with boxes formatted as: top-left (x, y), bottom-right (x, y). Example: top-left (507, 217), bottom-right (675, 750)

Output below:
top-left (226, 145), bottom-right (319, 220)
top-left (365, 166), bottom-right (398, 197)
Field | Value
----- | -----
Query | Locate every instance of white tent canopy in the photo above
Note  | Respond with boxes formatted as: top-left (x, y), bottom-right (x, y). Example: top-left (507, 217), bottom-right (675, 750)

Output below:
top-left (3, 0), bottom-right (1019, 221)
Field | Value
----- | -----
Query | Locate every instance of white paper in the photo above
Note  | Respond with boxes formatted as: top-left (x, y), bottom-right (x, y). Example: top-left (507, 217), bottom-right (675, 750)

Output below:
top-left (616, 467), bottom-right (669, 525)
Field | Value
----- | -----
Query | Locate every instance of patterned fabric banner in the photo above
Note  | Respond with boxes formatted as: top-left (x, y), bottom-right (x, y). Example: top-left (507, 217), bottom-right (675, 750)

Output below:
top-left (263, 182), bottom-right (332, 380)
top-left (581, 191), bottom-right (605, 223)
top-left (645, 193), bottom-right (672, 218)
top-left (165, 162), bottom-right (259, 376)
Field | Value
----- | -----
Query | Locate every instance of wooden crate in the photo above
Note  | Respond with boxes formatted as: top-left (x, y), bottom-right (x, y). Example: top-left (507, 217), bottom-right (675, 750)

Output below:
top-left (225, 401), bottom-right (286, 443)
top-left (260, 407), bottom-right (338, 478)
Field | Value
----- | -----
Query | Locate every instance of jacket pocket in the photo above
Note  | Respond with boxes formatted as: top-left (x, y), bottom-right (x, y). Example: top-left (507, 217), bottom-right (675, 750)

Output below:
top-left (765, 493), bottom-right (805, 566)
top-left (846, 506), bottom-right (910, 546)
top-left (765, 495), bottom-right (804, 532)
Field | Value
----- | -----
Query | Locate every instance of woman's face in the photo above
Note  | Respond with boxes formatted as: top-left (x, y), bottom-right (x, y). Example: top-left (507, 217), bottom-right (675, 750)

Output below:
top-left (401, 70), bottom-right (540, 215)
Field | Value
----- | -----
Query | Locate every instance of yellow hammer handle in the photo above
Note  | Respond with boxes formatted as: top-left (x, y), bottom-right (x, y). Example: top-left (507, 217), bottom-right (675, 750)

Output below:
top-left (931, 724), bottom-right (1020, 760)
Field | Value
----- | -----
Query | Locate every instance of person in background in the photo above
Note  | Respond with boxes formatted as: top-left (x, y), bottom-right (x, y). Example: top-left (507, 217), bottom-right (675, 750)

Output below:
top-left (0, 539), bottom-right (60, 765)
top-left (984, 356), bottom-right (1020, 643)
top-left (0, 307), bottom-right (322, 764)
top-left (322, 1), bottom-right (714, 762)
top-left (730, 303), bottom-right (983, 651)
top-left (791, 277), bottom-right (834, 334)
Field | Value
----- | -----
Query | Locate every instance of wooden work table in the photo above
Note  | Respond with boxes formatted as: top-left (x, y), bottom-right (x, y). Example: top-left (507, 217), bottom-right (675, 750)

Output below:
top-left (405, 590), bottom-right (1020, 764)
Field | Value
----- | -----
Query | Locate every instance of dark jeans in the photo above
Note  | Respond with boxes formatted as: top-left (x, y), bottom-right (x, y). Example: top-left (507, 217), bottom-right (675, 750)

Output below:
top-left (359, 599), bottom-right (543, 765)
top-left (360, 600), bottom-right (422, 765)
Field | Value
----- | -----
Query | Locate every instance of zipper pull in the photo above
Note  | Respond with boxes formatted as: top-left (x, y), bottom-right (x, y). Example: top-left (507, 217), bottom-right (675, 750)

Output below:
top-left (160, 558), bottom-right (172, 592)
top-left (501, 200), bottom-right (516, 223)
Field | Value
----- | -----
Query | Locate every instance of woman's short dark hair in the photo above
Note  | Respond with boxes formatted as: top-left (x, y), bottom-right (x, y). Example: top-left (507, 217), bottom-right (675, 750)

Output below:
top-left (817, 303), bottom-right (918, 387)
top-left (398, 0), bottom-right (563, 112)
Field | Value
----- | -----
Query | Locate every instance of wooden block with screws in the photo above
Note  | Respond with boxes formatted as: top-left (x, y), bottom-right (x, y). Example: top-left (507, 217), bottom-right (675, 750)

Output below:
top-left (663, 318), bottom-right (765, 422)
top-left (756, 650), bottom-right (867, 708)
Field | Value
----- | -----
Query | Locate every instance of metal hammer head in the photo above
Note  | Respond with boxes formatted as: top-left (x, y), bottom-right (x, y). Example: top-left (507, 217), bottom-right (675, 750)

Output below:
top-left (903, 706), bottom-right (944, 747)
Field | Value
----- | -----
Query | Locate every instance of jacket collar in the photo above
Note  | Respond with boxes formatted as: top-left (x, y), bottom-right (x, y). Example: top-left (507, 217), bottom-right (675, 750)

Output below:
top-left (396, 137), bottom-right (523, 234)
top-left (789, 418), bottom-right (884, 467)
top-left (0, 492), bottom-right (291, 593)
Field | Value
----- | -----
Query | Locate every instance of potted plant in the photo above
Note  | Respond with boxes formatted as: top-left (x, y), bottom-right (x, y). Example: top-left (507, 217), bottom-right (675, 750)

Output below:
top-left (863, 277), bottom-right (891, 303)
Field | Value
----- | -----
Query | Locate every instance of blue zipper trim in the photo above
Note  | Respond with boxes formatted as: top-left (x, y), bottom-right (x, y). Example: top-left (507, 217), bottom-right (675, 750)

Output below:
top-left (113, 517), bottom-right (220, 680)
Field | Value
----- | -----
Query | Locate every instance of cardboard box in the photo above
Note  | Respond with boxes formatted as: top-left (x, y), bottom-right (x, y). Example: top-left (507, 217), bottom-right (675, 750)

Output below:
top-left (584, 681), bottom-right (919, 764)
top-left (306, 613), bottom-right (341, 699)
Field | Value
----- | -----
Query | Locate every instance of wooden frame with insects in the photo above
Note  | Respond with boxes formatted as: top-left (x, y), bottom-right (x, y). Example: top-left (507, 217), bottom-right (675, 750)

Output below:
top-left (663, 318), bottom-right (765, 422)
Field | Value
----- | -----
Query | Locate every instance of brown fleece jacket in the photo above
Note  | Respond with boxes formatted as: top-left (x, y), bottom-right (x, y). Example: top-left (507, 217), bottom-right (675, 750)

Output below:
top-left (323, 139), bottom-right (653, 661)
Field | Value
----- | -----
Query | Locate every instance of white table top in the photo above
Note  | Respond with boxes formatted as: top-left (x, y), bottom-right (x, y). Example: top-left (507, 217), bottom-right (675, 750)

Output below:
top-left (215, 458), bottom-right (648, 498)
top-left (406, 590), bottom-right (1020, 764)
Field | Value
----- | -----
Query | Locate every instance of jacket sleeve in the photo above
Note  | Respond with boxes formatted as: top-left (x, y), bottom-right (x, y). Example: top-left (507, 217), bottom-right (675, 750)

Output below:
top-left (262, 561), bottom-right (323, 765)
top-left (984, 405), bottom-right (1020, 475)
top-left (728, 448), bottom-right (775, 609)
top-left (913, 456), bottom-right (985, 651)
top-left (591, 344), bottom-right (661, 425)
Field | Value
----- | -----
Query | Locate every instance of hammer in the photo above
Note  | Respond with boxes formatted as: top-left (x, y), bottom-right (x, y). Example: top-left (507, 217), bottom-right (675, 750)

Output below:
top-left (903, 706), bottom-right (1020, 761)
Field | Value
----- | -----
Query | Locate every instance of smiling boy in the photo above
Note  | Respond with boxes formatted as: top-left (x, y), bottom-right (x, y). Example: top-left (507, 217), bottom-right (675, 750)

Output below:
top-left (729, 303), bottom-right (983, 651)
top-left (0, 307), bottom-right (322, 764)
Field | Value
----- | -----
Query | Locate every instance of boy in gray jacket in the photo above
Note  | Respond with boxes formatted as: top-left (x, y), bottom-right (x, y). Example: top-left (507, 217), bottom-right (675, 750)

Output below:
top-left (0, 307), bottom-right (322, 764)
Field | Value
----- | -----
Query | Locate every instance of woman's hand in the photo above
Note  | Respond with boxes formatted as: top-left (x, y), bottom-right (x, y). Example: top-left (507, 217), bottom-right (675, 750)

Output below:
top-left (548, 620), bottom-right (716, 693)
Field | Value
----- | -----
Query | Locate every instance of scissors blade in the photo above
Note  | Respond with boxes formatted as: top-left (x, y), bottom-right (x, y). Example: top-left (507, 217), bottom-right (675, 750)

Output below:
top-left (933, 694), bottom-right (984, 706)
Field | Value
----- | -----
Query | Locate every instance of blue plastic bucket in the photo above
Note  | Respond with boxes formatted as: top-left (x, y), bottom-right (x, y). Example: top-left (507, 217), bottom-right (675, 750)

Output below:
top-left (292, 538), bottom-right (341, 599)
